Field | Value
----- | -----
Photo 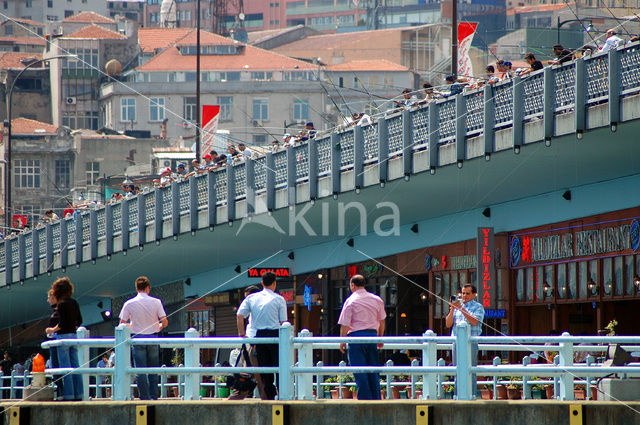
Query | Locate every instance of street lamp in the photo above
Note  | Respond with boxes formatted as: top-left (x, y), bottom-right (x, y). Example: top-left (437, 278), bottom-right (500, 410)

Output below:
top-left (556, 17), bottom-right (592, 44)
top-left (3, 54), bottom-right (75, 227)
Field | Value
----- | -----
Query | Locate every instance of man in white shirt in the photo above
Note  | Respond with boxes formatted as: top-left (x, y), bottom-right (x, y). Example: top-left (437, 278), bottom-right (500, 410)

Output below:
top-left (599, 29), bottom-right (623, 53)
top-left (238, 143), bottom-right (253, 160)
top-left (236, 272), bottom-right (287, 399)
top-left (120, 276), bottom-right (168, 400)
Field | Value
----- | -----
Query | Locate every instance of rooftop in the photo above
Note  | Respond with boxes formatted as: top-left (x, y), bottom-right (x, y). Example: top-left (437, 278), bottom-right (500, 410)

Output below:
top-left (0, 52), bottom-right (43, 69)
top-left (506, 3), bottom-right (571, 15)
top-left (63, 11), bottom-right (116, 24)
top-left (136, 29), bottom-right (315, 72)
top-left (66, 24), bottom-right (127, 40)
top-left (0, 36), bottom-right (46, 46)
top-left (2, 117), bottom-right (58, 136)
top-left (138, 28), bottom-right (192, 53)
top-left (326, 59), bottom-right (410, 72)
top-left (2, 17), bottom-right (45, 27)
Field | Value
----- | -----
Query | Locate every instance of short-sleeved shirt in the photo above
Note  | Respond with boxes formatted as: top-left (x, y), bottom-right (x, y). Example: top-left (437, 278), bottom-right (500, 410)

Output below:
top-left (556, 49), bottom-right (573, 64)
top-left (120, 292), bottom-right (167, 335)
top-left (338, 288), bottom-right (386, 333)
top-left (530, 60), bottom-right (543, 72)
top-left (451, 300), bottom-right (485, 337)
top-left (237, 288), bottom-right (287, 331)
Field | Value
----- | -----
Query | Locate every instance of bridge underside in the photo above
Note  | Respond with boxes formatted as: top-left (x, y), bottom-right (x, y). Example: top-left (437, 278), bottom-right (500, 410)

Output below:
top-left (2, 117), bottom-right (640, 329)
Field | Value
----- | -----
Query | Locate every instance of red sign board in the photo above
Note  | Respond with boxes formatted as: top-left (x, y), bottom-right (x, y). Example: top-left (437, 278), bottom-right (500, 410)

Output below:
top-left (477, 227), bottom-right (495, 309)
top-left (247, 267), bottom-right (291, 278)
top-left (280, 290), bottom-right (294, 303)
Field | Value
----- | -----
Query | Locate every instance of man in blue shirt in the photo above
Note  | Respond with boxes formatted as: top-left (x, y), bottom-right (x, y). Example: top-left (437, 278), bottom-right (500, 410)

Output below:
top-left (446, 284), bottom-right (484, 397)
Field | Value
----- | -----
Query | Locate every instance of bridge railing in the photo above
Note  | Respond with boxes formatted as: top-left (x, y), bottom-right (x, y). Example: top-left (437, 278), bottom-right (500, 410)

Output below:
top-left (3, 44), bottom-right (640, 280)
top-left (35, 323), bottom-right (640, 402)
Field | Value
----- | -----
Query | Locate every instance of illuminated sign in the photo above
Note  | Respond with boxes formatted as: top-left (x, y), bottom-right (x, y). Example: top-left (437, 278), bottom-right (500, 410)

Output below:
top-left (510, 218), bottom-right (639, 268)
top-left (477, 227), bottom-right (495, 309)
top-left (247, 267), bottom-right (291, 278)
top-left (280, 289), bottom-right (294, 303)
top-left (484, 309), bottom-right (506, 319)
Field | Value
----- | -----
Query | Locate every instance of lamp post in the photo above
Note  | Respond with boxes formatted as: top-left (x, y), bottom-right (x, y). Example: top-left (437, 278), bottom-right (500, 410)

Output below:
top-left (4, 55), bottom-right (75, 227)
top-left (195, 0), bottom-right (201, 162)
top-left (556, 17), bottom-right (592, 44)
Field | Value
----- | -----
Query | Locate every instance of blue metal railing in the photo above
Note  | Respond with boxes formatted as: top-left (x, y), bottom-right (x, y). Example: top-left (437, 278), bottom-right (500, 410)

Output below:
top-left (2, 45), bottom-right (640, 279)
top-left (35, 323), bottom-right (640, 402)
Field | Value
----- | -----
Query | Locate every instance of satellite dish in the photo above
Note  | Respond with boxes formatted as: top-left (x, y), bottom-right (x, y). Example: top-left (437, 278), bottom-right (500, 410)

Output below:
top-left (238, 12), bottom-right (245, 21)
top-left (105, 59), bottom-right (122, 76)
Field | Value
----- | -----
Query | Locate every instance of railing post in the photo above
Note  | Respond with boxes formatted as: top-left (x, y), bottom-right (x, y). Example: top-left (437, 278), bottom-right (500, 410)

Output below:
top-left (428, 102), bottom-right (438, 173)
top-left (483, 84), bottom-right (495, 159)
top-left (138, 193), bottom-right (146, 246)
top-left (75, 212), bottom-right (83, 264)
top-left (330, 133), bottom-right (341, 196)
top-left (3, 238), bottom-right (11, 284)
top-left (183, 327), bottom-right (200, 400)
top-left (189, 175), bottom-right (198, 231)
top-left (154, 188), bottom-right (163, 242)
top-left (354, 125), bottom-right (364, 190)
top-left (402, 109), bottom-right (413, 176)
top-left (226, 163), bottom-right (236, 222)
top-left (552, 355), bottom-right (560, 399)
top-left (89, 209), bottom-right (98, 261)
top-left (422, 329), bottom-right (437, 399)
top-left (286, 145), bottom-right (296, 207)
top-left (574, 57), bottom-right (586, 137)
top-left (105, 203), bottom-right (114, 256)
top-left (454, 323), bottom-right (472, 400)
top-left (558, 332), bottom-right (574, 400)
top-left (521, 355), bottom-right (531, 399)
top-left (316, 360), bottom-right (324, 399)
top-left (9, 370), bottom-right (16, 399)
top-left (455, 94), bottom-right (466, 166)
top-left (60, 219), bottom-right (68, 269)
top-left (76, 326), bottom-right (90, 400)
top-left (512, 76), bottom-right (524, 153)
top-left (160, 366), bottom-right (167, 399)
top-left (113, 324), bottom-right (132, 400)
top-left (410, 358), bottom-right (419, 398)
top-left (384, 359), bottom-right (392, 399)
top-left (543, 66), bottom-right (555, 143)
top-left (17, 233), bottom-right (25, 282)
top-left (45, 223), bottom-right (53, 274)
top-left (122, 199), bottom-right (130, 251)
top-left (436, 358), bottom-right (445, 399)
top-left (266, 152), bottom-right (275, 211)
top-left (207, 171), bottom-right (217, 228)
top-left (31, 226), bottom-right (39, 277)
top-left (171, 181), bottom-right (180, 237)
top-left (246, 158), bottom-right (255, 216)
top-left (608, 48), bottom-right (620, 128)
top-left (377, 116), bottom-right (388, 183)
top-left (297, 329), bottom-right (314, 400)
top-left (278, 322), bottom-right (294, 400)
top-left (308, 138), bottom-right (318, 199)
top-left (338, 360), bottom-right (346, 398)
top-left (492, 356), bottom-right (500, 399)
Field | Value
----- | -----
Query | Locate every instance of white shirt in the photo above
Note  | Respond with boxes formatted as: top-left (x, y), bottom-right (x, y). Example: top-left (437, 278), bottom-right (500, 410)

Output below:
top-left (119, 292), bottom-right (167, 335)
top-left (237, 288), bottom-right (287, 331)
top-left (241, 148), bottom-right (252, 160)
top-left (599, 35), bottom-right (623, 52)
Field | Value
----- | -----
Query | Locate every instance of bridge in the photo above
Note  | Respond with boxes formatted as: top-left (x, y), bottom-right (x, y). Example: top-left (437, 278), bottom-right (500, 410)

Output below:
top-left (1, 45), bottom-right (640, 329)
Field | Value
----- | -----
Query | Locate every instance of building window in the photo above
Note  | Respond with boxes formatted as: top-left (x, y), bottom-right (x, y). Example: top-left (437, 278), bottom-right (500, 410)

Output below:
top-left (252, 98), bottom-right (268, 121)
top-left (65, 10), bottom-right (74, 17)
top-left (121, 98), bottom-right (136, 122)
top-left (86, 161), bottom-right (100, 185)
top-left (26, 0), bottom-right (32, 7)
top-left (253, 134), bottom-right (267, 145)
top-left (62, 111), bottom-right (98, 130)
top-left (250, 71), bottom-right (272, 81)
top-left (184, 96), bottom-right (197, 122)
top-left (55, 160), bottom-right (71, 188)
top-left (14, 159), bottom-right (40, 188)
top-left (217, 96), bottom-right (233, 121)
top-left (4, 25), bottom-right (12, 35)
top-left (293, 99), bottom-right (309, 121)
top-left (149, 97), bottom-right (165, 121)
top-left (47, 0), bottom-right (53, 7)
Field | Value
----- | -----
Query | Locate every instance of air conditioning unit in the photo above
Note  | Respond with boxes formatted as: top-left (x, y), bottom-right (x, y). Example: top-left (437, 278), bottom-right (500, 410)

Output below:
top-left (66, 97), bottom-right (76, 105)
top-left (163, 160), bottom-right (171, 167)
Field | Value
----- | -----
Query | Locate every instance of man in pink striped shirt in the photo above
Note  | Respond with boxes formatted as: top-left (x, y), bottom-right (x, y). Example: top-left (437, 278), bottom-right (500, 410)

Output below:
top-left (338, 274), bottom-right (386, 400)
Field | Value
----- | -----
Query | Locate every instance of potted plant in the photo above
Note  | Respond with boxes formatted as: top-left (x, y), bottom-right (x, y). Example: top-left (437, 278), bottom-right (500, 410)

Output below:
top-left (590, 385), bottom-right (598, 400)
top-left (443, 384), bottom-right (455, 399)
top-left (544, 384), bottom-right (555, 400)
top-left (496, 383), bottom-right (508, 400)
top-left (325, 377), bottom-right (338, 399)
top-left (350, 385), bottom-right (358, 399)
top-left (392, 375), bottom-right (409, 399)
top-left (574, 384), bottom-right (586, 400)
top-left (340, 375), bottom-right (354, 399)
top-left (215, 376), bottom-right (229, 398)
top-left (480, 384), bottom-right (494, 400)
top-left (531, 383), bottom-right (545, 399)
top-left (414, 383), bottom-right (423, 399)
top-left (507, 378), bottom-right (521, 400)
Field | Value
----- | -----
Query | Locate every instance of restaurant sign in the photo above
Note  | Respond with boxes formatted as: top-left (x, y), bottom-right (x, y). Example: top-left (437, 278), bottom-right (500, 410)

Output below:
top-left (510, 219), bottom-right (639, 268)
top-left (477, 227), bottom-right (495, 309)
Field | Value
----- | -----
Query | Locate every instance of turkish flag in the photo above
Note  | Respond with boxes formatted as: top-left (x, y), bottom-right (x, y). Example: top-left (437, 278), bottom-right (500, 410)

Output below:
top-left (12, 214), bottom-right (27, 228)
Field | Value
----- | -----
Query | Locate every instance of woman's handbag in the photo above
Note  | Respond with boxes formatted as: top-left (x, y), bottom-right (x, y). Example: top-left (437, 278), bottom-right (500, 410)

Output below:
top-left (226, 344), bottom-right (257, 393)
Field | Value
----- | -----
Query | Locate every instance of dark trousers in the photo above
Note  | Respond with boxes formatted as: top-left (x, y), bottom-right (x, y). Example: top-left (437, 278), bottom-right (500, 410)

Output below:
top-left (255, 329), bottom-right (279, 400)
top-left (347, 329), bottom-right (381, 400)
top-left (132, 334), bottom-right (159, 400)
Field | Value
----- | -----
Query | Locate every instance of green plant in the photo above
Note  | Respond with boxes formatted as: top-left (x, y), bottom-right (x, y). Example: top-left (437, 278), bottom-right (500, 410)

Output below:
top-left (349, 385), bottom-right (357, 392)
top-left (215, 376), bottom-right (227, 385)
top-left (171, 348), bottom-right (184, 366)
top-left (443, 384), bottom-right (455, 393)
top-left (605, 319), bottom-right (618, 336)
top-left (507, 377), bottom-right (521, 389)
top-left (393, 374), bottom-right (410, 382)
top-left (340, 374), bottom-right (355, 384)
top-left (325, 376), bottom-right (338, 384)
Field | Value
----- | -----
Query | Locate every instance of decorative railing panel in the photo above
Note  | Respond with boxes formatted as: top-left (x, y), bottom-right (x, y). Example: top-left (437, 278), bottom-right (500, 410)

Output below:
top-left (387, 114), bottom-right (403, 155)
top-left (493, 80), bottom-right (514, 127)
top-left (522, 72), bottom-right (544, 119)
top-left (274, 151), bottom-right (287, 188)
top-left (338, 129), bottom-right (355, 169)
top-left (585, 55), bottom-right (609, 103)
top-left (294, 144), bottom-right (310, 181)
top-left (464, 91), bottom-right (484, 136)
top-left (437, 99), bottom-right (456, 142)
top-left (362, 122), bottom-right (378, 161)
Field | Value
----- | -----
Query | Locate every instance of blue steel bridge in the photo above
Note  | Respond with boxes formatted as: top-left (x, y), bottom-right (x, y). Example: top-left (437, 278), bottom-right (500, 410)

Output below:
top-left (1, 46), bottom-right (640, 330)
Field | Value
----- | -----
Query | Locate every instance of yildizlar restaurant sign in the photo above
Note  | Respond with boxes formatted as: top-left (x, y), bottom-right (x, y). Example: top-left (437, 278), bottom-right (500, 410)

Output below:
top-left (509, 218), bottom-right (640, 268)
top-left (477, 227), bottom-right (496, 309)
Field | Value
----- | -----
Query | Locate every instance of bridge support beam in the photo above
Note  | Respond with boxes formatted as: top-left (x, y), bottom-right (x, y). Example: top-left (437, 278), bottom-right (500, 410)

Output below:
top-left (308, 138), bottom-right (318, 199)
top-left (354, 125), bottom-right (364, 190)
top-left (226, 164), bottom-right (235, 222)
top-left (543, 67), bottom-right (554, 143)
top-left (377, 117), bottom-right (388, 183)
top-left (331, 133), bottom-right (341, 196)
top-left (428, 102), bottom-right (438, 173)
top-left (287, 145), bottom-right (296, 207)
top-left (608, 48), bottom-right (620, 129)
top-left (455, 94), bottom-right (466, 167)
top-left (483, 85), bottom-right (494, 160)
top-left (574, 58), bottom-right (585, 137)
top-left (402, 109), bottom-right (414, 176)
top-left (512, 76), bottom-right (524, 153)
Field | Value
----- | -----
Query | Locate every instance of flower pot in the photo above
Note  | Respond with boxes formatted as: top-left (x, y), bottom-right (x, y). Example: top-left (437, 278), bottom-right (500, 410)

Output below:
top-left (399, 390), bottom-right (408, 399)
top-left (352, 390), bottom-right (358, 399)
top-left (507, 387), bottom-right (521, 400)
top-left (574, 389), bottom-right (586, 400)
top-left (414, 390), bottom-right (422, 399)
top-left (544, 385), bottom-right (554, 400)
top-left (496, 385), bottom-right (508, 400)
top-left (331, 389), bottom-right (339, 399)
top-left (380, 388), bottom-right (387, 400)
top-left (481, 388), bottom-right (494, 400)
top-left (340, 387), bottom-right (353, 399)
top-left (590, 385), bottom-right (598, 400)
top-left (323, 390), bottom-right (332, 399)
top-left (531, 389), bottom-right (544, 399)
top-left (217, 386), bottom-right (230, 398)
top-left (443, 391), bottom-right (454, 399)
top-left (392, 385), bottom-right (406, 399)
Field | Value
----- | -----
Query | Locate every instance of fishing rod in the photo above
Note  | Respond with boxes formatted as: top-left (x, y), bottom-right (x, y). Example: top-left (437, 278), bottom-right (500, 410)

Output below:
top-left (562, 0), bottom-right (600, 47)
